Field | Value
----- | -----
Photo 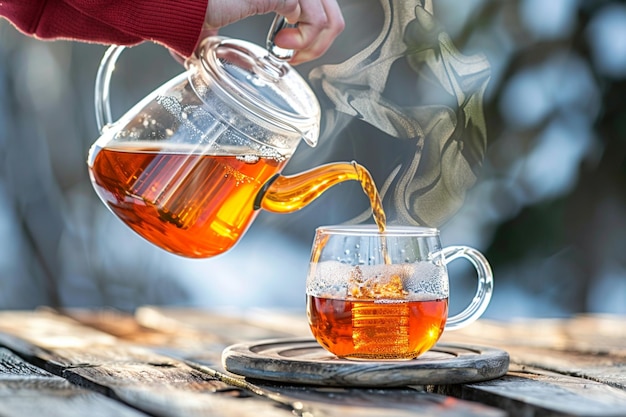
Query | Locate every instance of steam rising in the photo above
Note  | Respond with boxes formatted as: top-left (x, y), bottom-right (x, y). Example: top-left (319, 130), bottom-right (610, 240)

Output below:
top-left (309, 0), bottom-right (491, 227)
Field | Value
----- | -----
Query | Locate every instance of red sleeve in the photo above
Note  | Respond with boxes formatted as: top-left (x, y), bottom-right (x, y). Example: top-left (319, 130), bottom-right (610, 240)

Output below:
top-left (0, 0), bottom-right (208, 57)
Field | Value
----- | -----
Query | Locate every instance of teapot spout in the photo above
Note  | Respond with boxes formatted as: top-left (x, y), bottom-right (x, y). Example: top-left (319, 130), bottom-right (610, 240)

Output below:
top-left (255, 161), bottom-right (386, 229)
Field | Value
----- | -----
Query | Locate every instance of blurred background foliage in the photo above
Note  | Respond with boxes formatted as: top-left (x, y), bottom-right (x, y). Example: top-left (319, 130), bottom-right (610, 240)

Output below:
top-left (0, 0), bottom-right (624, 318)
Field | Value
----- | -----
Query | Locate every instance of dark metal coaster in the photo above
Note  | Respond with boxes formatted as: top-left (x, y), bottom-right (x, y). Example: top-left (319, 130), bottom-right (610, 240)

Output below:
top-left (222, 337), bottom-right (509, 387)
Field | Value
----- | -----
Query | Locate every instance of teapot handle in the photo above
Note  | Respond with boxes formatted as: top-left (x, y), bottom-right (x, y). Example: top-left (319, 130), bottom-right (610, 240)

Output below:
top-left (95, 14), bottom-right (292, 132)
top-left (94, 45), bottom-right (126, 132)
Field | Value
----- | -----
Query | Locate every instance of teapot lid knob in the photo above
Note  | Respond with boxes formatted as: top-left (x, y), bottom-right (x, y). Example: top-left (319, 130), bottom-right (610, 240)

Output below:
top-left (266, 15), bottom-right (295, 61)
top-left (193, 21), bottom-right (320, 147)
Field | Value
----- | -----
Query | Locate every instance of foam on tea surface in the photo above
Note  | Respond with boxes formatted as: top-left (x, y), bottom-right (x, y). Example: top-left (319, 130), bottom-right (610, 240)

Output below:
top-left (306, 261), bottom-right (449, 302)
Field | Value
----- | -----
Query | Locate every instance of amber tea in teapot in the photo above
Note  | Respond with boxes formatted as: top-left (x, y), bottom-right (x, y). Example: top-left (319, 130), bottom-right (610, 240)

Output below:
top-left (88, 18), bottom-right (386, 258)
top-left (90, 143), bottom-right (287, 257)
top-left (90, 141), bottom-right (384, 257)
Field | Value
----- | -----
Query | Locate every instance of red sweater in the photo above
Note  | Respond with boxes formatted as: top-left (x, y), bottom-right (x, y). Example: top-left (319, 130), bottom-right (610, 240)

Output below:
top-left (0, 0), bottom-right (208, 57)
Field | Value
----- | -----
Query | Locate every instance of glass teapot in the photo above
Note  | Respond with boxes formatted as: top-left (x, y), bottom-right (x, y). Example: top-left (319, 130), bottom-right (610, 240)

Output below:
top-left (87, 16), bottom-right (382, 258)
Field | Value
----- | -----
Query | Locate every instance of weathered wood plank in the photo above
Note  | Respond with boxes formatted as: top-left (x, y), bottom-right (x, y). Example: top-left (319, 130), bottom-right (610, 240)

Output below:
top-left (441, 316), bottom-right (626, 390)
top-left (443, 315), bottom-right (626, 355)
top-left (250, 384), bottom-right (505, 417)
top-left (564, 315), bottom-right (626, 355)
top-left (0, 309), bottom-right (119, 348)
top-left (0, 347), bottom-right (149, 417)
top-left (438, 316), bottom-right (626, 416)
top-left (67, 307), bottom-right (307, 370)
top-left (498, 346), bottom-right (626, 390)
top-left (0, 310), bottom-right (297, 417)
top-left (0, 309), bottom-right (506, 417)
top-left (185, 360), bottom-right (507, 417)
top-left (135, 306), bottom-right (310, 341)
top-left (432, 364), bottom-right (626, 417)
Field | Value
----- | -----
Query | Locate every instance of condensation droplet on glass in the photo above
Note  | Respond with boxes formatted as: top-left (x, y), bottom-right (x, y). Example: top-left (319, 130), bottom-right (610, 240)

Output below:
top-left (165, 128), bottom-right (174, 137)
top-left (344, 249), bottom-right (351, 256)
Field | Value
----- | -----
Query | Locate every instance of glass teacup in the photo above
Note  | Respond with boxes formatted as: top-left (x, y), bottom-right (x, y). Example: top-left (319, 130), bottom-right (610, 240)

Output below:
top-left (305, 225), bottom-right (493, 360)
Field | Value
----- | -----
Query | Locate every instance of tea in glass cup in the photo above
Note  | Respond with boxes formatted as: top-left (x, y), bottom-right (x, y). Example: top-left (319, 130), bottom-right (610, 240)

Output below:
top-left (305, 225), bottom-right (493, 360)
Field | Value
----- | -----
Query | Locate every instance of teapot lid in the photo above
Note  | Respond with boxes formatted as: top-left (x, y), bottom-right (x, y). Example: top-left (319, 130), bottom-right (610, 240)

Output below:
top-left (192, 37), bottom-right (320, 147)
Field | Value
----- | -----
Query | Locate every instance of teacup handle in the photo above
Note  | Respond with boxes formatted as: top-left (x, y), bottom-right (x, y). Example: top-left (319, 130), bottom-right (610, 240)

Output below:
top-left (441, 245), bottom-right (494, 330)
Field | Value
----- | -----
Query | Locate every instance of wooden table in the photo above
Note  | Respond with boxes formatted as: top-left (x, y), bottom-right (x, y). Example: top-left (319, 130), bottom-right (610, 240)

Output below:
top-left (0, 307), bottom-right (624, 416)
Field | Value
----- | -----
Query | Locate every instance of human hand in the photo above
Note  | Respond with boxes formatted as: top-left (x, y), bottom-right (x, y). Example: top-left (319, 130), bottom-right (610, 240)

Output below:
top-left (201, 0), bottom-right (344, 65)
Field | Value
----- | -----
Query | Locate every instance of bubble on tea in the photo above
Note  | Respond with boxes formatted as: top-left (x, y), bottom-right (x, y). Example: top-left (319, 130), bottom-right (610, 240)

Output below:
top-left (236, 154), bottom-right (260, 164)
top-left (403, 262), bottom-right (449, 300)
top-left (306, 260), bottom-right (354, 299)
top-left (257, 145), bottom-right (287, 162)
top-left (156, 95), bottom-right (217, 145)
top-left (156, 95), bottom-right (182, 118)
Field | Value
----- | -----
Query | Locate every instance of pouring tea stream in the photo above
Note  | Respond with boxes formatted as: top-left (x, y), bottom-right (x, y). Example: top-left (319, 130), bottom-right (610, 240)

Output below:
top-left (87, 16), bottom-right (385, 258)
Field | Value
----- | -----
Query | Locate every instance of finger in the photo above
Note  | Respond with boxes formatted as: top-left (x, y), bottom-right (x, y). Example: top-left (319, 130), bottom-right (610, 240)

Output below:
top-left (291, 0), bottom-right (345, 65)
top-left (281, 2), bottom-right (302, 24)
top-left (274, 0), bottom-right (326, 49)
top-left (292, 0), bottom-right (345, 65)
top-left (273, 0), bottom-right (344, 64)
